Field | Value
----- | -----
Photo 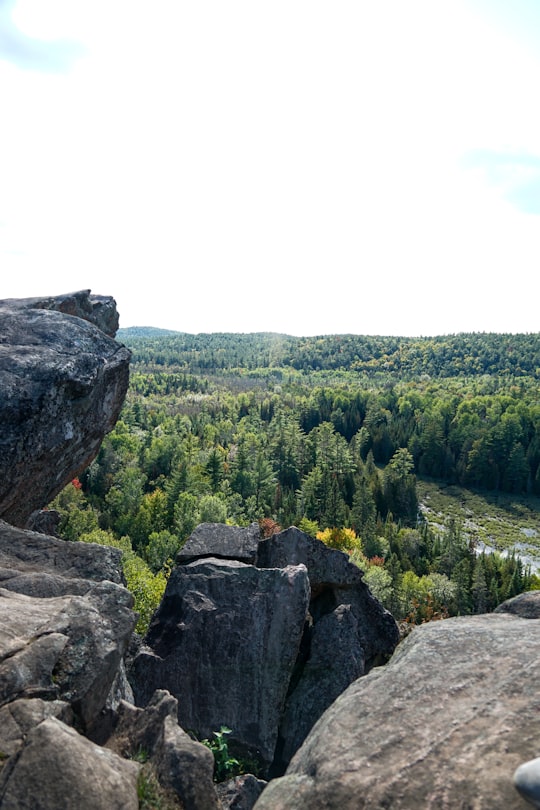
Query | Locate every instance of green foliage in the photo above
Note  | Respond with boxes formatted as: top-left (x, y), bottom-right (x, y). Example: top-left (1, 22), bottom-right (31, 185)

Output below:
top-left (199, 494), bottom-right (228, 524)
top-left (201, 727), bottom-right (241, 783)
top-left (144, 530), bottom-right (180, 573)
top-left (362, 565), bottom-right (393, 608)
top-left (136, 766), bottom-right (179, 810)
top-left (76, 529), bottom-right (167, 634)
top-left (51, 483), bottom-right (100, 541)
top-left (49, 329), bottom-right (539, 631)
top-left (297, 517), bottom-right (319, 537)
top-left (123, 552), bottom-right (167, 634)
top-left (117, 329), bottom-right (540, 381)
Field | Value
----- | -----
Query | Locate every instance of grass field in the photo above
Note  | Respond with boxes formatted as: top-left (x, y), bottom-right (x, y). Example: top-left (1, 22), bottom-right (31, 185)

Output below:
top-left (416, 479), bottom-right (540, 572)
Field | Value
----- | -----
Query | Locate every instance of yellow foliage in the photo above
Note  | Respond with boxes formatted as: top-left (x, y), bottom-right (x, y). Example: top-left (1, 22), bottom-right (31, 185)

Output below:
top-left (316, 527), bottom-right (363, 555)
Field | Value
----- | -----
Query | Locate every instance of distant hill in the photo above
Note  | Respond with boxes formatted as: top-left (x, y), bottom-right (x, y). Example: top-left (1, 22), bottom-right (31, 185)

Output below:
top-left (117, 326), bottom-right (184, 339)
top-left (116, 329), bottom-right (540, 379)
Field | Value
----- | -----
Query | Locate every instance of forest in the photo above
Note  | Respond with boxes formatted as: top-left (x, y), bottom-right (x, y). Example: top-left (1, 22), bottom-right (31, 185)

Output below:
top-left (51, 328), bottom-right (540, 631)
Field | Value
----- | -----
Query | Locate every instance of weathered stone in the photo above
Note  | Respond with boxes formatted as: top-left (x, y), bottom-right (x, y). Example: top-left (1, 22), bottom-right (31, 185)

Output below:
top-left (0, 520), bottom-right (124, 585)
top-left (514, 757), bottom-right (540, 808)
top-left (0, 697), bottom-right (73, 757)
top-left (255, 525), bottom-right (399, 768)
top-left (258, 526), bottom-right (399, 667)
top-left (257, 526), bottom-right (364, 590)
top-left (131, 558), bottom-right (310, 767)
top-left (277, 604), bottom-right (365, 767)
top-left (177, 521), bottom-right (261, 564)
top-left (25, 508), bottom-right (61, 536)
top-left (217, 774), bottom-right (268, 810)
top-left (0, 581), bottom-right (136, 727)
top-left (0, 294), bottom-right (130, 526)
top-left (109, 690), bottom-right (219, 810)
top-left (2, 289), bottom-right (120, 337)
top-left (254, 613), bottom-right (540, 810)
top-left (0, 567), bottom-right (103, 598)
top-left (332, 582), bottom-right (400, 665)
top-left (0, 717), bottom-right (140, 810)
top-left (495, 590), bottom-right (540, 619)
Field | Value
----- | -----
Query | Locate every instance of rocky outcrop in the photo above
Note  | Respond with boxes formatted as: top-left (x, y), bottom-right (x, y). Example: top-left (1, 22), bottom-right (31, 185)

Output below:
top-left (0, 582), bottom-right (135, 726)
top-left (0, 518), bottom-right (125, 589)
top-left (216, 775), bottom-right (267, 809)
top-left (254, 607), bottom-right (540, 810)
top-left (0, 292), bottom-right (146, 809)
top-left (0, 716), bottom-right (140, 810)
top-left (2, 289), bottom-right (120, 337)
top-left (132, 557), bottom-right (311, 766)
top-left (130, 523), bottom-right (400, 775)
top-left (0, 291), bottom-right (130, 527)
top-left (107, 689), bottom-right (219, 810)
top-left (515, 757), bottom-right (540, 809)
top-left (495, 589), bottom-right (540, 619)
top-left (177, 521), bottom-right (261, 564)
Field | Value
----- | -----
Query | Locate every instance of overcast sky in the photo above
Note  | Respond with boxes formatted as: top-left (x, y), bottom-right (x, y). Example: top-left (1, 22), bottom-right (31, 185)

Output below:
top-left (1, 0), bottom-right (539, 336)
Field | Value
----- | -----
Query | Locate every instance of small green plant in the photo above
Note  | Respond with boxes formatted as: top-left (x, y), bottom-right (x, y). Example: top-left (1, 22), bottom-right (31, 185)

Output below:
top-left (132, 745), bottom-right (150, 764)
top-left (201, 726), bottom-right (240, 782)
top-left (137, 769), bottom-right (166, 809)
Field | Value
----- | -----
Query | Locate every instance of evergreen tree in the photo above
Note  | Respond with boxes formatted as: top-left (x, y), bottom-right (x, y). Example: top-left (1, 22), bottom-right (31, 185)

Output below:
top-left (471, 556), bottom-right (488, 614)
top-left (351, 471), bottom-right (377, 555)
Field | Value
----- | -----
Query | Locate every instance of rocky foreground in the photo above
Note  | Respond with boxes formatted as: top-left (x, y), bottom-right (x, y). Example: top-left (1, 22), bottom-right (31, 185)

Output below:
top-left (0, 291), bottom-right (538, 809)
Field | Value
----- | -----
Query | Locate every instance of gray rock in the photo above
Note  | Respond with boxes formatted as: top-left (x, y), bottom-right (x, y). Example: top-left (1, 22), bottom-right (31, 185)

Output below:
top-left (2, 289), bottom-right (120, 337)
top-left (258, 525), bottom-right (399, 667)
top-left (254, 613), bottom-right (540, 810)
top-left (25, 508), bottom-right (61, 536)
top-left (494, 590), bottom-right (540, 619)
top-left (277, 604), bottom-right (365, 766)
top-left (257, 526), bottom-right (364, 589)
top-left (332, 582), bottom-right (401, 665)
top-left (217, 774), bottom-right (267, 809)
top-left (0, 716), bottom-right (140, 810)
top-left (177, 521), bottom-right (261, 564)
top-left (0, 295), bottom-right (130, 526)
top-left (0, 567), bottom-right (102, 598)
top-left (0, 582), bottom-right (136, 728)
top-left (132, 525), bottom-right (400, 774)
top-left (514, 757), bottom-right (540, 808)
top-left (0, 697), bottom-right (73, 757)
top-left (0, 520), bottom-right (124, 585)
top-left (109, 690), bottom-right (219, 810)
top-left (256, 525), bottom-right (399, 768)
top-left (131, 558), bottom-right (310, 768)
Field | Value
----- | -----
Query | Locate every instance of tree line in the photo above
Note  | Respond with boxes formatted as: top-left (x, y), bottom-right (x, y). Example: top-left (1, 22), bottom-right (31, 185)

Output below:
top-left (118, 328), bottom-right (540, 379)
top-left (50, 329), bottom-right (539, 629)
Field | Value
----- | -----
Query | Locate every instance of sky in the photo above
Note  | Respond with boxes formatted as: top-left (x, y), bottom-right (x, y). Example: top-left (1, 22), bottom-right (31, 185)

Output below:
top-left (1, 0), bottom-right (539, 337)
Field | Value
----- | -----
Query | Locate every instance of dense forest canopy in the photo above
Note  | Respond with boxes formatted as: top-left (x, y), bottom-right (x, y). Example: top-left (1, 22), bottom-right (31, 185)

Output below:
top-left (118, 328), bottom-right (540, 379)
top-left (52, 329), bottom-right (540, 630)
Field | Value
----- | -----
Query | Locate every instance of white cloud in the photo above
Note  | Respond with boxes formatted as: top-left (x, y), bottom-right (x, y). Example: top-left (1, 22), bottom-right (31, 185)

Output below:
top-left (1, 1), bottom-right (539, 335)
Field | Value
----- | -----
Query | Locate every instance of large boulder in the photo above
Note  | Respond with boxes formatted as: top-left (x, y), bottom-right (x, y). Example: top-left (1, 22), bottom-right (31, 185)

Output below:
top-left (0, 716), bottom-right (140, 810)
top-left (130, 524), bottom-right (400, 776)
top-left (0, 291), bottom-right (158, 808)
top-left (2, 289), bottom-right (120, 337)
top-left (0, 519), bottom-right (124, 587)
top-left (0, 291), bottom-right (130, 527)
top-left (257, 526), bottom-right (399, 773)
top-left (177, 521), bottom-right (261, 565)
top-left (0, 697), bottom-right (74, 757)
top-left (217, 775), bottom-right (267, 810)
top-left (132, 557), bottom-right (311, 768)
top-left (108, 689), bottom-right (219, 810)
top-left (254, 611), bottom-right (540, 810)
top-left (0, 580), bottom-right (136, 729)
